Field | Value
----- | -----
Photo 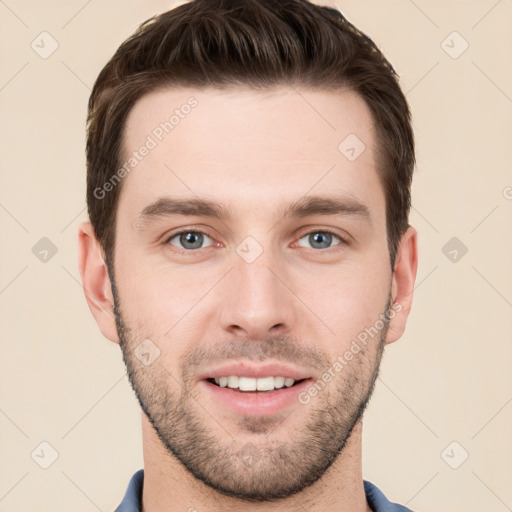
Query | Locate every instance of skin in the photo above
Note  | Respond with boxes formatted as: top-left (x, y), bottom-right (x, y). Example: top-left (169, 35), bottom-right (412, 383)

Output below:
top-left (78, 86), bottom-right (417, 512)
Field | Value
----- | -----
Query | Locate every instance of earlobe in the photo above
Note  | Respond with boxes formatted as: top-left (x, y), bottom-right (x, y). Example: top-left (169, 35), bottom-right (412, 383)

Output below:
top-left (385, 226), bottom-right (418, 344)
top-left (77, 221), bottom-right (119, 343)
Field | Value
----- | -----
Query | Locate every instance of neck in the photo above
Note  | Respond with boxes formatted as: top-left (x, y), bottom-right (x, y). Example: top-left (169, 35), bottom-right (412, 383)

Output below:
top-left (140, 414), bottom-right (372, 512)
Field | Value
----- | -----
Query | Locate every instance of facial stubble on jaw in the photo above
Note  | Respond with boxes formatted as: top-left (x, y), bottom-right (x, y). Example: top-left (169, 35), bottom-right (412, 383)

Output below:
top-left (111, 276), bottom-right (391, 502)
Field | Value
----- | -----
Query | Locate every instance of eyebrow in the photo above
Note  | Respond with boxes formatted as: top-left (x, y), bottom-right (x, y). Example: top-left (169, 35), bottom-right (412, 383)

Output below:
top-left (135, 195), bottom-right (372, 229)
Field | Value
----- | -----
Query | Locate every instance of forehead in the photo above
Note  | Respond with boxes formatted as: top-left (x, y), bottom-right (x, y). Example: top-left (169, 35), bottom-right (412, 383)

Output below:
top-left (117, 86), bottom-right (383, 222)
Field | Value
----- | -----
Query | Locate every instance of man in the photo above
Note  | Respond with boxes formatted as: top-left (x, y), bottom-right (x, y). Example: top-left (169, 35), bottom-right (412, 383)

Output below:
top-left (78, 0), bottom-right (418, 510)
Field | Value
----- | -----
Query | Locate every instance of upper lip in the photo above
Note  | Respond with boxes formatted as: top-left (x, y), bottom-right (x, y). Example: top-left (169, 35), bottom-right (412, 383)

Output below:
top-left (198, 361), bottom-right (312, 382)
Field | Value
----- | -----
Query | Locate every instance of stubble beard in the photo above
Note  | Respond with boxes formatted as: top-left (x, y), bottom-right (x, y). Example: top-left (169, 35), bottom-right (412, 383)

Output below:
top-left (112, 278), bottom-right (389, 502)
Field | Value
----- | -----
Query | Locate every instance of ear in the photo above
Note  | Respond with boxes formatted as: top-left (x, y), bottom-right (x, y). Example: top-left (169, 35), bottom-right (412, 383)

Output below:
top-left (385, 225), bottom-right (418, 345)
top-left (77, 221), bottom-right (119, 343)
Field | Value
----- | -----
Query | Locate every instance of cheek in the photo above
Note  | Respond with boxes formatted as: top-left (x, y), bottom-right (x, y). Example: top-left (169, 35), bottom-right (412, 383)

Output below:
top-left (114, 258), bottom-right (215, 335)
top-left (304, 259), bottom-right (390, 344)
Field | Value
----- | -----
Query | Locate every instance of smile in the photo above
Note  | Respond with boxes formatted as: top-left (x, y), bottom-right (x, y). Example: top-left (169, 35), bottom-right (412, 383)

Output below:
top-left (209, 375), bottom-right (305, 392)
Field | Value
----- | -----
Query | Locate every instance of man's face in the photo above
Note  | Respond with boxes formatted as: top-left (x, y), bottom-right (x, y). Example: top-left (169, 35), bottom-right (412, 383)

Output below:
top-left (112, 86), bottom-right (394, 500)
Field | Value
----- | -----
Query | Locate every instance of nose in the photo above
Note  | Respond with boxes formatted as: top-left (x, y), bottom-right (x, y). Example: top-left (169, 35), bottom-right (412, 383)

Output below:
top-left (218, 248), bottom-right (296, 340)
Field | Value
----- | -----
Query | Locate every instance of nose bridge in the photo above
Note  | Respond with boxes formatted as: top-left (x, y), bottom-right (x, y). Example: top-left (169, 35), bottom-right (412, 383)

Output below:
top-left (219, 238), bottom-right (295, 337)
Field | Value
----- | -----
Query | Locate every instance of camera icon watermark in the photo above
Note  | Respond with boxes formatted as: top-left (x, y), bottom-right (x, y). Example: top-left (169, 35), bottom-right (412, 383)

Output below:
top-left (236, 236), bottom-right (263, 264)
top-left (338, 134), bottom-right (366, 161)
top-left (32, 237), bottom-right (58, 263)
top-left (441, 31), bottom-right (469, 59)
top-left (31, 441), bottom-right (59, 469)
top-left (238, 442), bottom-right (262, 468)
top-left (442, 236), bottom-right (468, 263)
top-left (31, 31), bottom-right (59, 59)
top-left (441, 441), bottom-right (469, 469)
top-left (134, 338), bottom-right (161, 366)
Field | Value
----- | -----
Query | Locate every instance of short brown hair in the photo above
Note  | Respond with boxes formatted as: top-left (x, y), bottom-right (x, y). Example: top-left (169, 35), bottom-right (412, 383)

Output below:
top-left (86, 0), bottom-right (415, 272)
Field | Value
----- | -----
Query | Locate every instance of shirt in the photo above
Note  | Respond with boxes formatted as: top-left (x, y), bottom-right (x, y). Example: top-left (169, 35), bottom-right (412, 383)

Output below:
top-left (115, 469), bottom-right (413, 511)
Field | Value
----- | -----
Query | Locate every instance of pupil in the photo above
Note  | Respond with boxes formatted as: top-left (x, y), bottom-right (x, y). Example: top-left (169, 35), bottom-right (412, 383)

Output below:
top-left (181, 232), bottom-right (202, 249)
top-left (311, 232), bottom-right (331, 249)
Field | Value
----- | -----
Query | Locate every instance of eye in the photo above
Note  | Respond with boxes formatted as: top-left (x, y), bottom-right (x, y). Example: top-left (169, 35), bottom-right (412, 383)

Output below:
top-left (166, 230), bottom-right (213, 250)
top-left (297, 229), bottom-right (346, 250)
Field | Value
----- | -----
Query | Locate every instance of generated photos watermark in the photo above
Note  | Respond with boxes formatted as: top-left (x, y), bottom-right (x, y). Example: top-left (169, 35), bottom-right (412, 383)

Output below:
top-left (93, 96), bottom-right (198, 200)
top-left (298, 301), bottom-right (403, 405)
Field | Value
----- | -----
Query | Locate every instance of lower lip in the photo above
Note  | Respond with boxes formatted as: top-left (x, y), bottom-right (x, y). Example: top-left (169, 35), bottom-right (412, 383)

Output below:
top-left (199, 379), bottom-right (311, 417)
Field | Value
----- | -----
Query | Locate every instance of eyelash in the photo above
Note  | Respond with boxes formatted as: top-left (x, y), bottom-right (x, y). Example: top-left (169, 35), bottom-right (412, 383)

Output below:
top-left (164, 227), bottom-right (349, 253)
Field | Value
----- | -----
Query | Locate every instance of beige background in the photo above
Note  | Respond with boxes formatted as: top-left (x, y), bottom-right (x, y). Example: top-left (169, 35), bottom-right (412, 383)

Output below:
top-left (1, 0), bottom-right (511, 511)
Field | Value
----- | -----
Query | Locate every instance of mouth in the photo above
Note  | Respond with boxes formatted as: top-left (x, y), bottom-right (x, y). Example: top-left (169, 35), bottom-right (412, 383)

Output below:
top-left (205, 376), bottom-right (310, 394)
top-left (197, 361), bottom-right (314, 416)
top-left (199, 374), bottom-right (313, 417)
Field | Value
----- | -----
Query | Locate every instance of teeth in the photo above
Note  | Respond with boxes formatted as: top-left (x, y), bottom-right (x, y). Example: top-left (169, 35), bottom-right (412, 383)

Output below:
top-left (227, 376), bottom-right (239, 388)
top-left (274, 376), bottom-right (285, 389)
top-left (240, 376), bottom-right (257, 391)
top-left (284, 377), bottom-right (295, 387)
top-left (213, 376), bottom-right (298, 391)
top-left (256, 376), bottom-right (274, 391)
